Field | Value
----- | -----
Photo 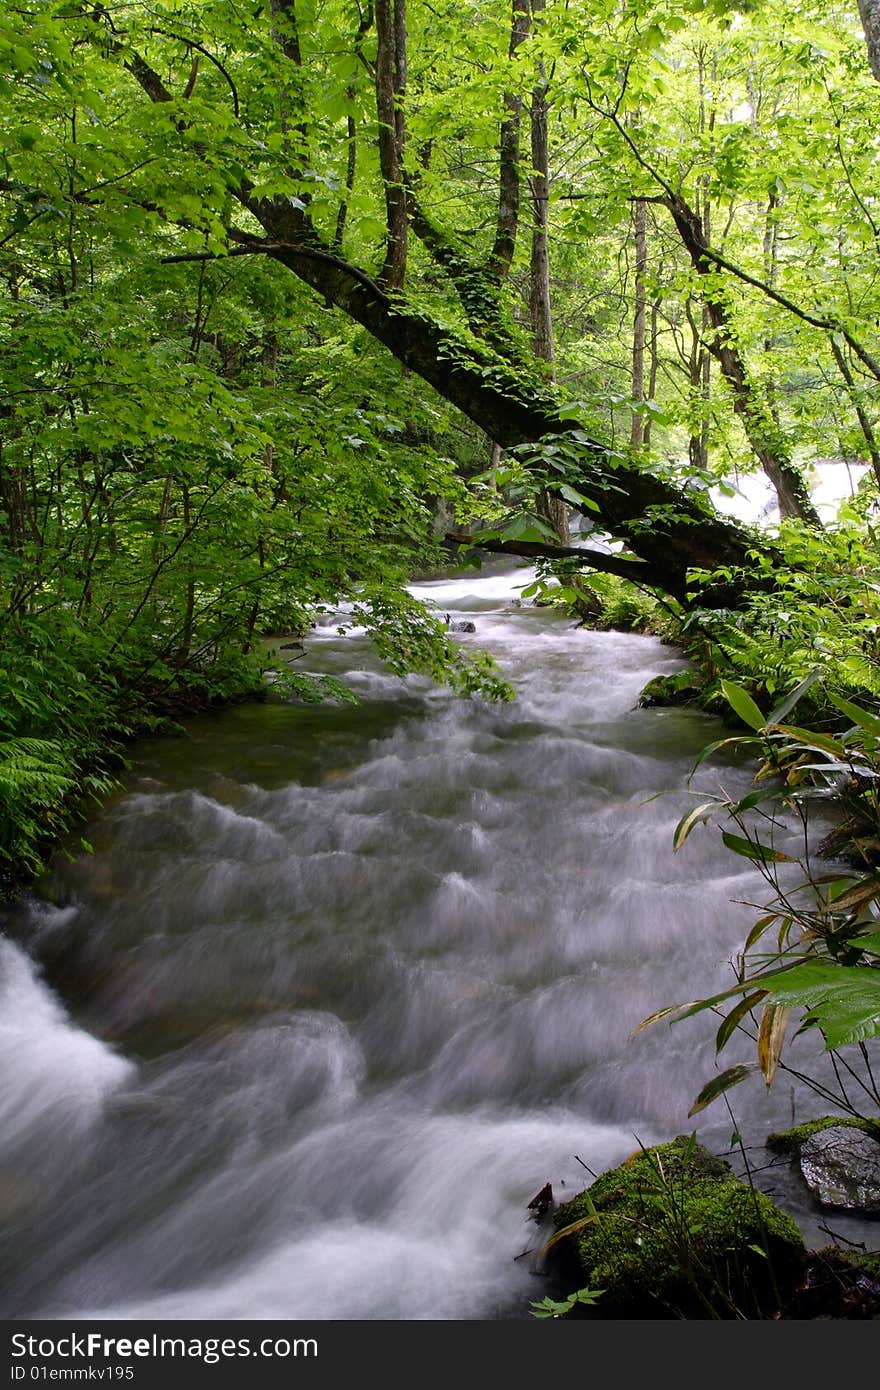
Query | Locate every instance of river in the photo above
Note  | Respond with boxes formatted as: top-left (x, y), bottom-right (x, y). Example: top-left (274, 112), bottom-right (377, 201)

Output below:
top-left (0, 562), bottom-right (873, 1319)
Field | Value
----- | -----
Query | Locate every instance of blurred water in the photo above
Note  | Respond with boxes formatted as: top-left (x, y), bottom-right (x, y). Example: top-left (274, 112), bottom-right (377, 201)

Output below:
top-left (1, 562), bottom-right (875, 1319)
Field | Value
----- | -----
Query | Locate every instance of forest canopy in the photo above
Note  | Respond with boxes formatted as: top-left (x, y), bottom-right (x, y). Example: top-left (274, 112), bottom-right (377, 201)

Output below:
top-left (3, 0), bottom-right (880, 877)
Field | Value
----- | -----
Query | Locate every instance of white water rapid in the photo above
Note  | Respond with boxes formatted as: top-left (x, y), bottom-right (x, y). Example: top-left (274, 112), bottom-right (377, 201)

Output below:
top-left (0, 562), bottom-right (873, 1320)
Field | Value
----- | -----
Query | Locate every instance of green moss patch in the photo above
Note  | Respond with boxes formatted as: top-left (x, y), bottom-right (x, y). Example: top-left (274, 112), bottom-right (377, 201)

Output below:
top-left (551, 1137), bottom-right (805, 1318)
top-left (766, 1116), bottom-right (880, 1154)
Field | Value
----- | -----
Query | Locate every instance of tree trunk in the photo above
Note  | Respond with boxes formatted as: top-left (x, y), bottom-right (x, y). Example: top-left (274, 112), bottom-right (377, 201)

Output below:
top-left (859, 0), bottom-right (880, 81)
top-left (642, 297), bottom-right (661, 448)
top-left (375, 0), bottom-right (408, 289)
top-left (529, 5), bottom-right (568, 544)
top-left (630, 198), bottom-right (648, 450)
top-left (664, 192), bottom-right (820, 525)
top-left (488, 0), bottom-right (531, 280)
top-left (831, 337), bottom-right (880, 490)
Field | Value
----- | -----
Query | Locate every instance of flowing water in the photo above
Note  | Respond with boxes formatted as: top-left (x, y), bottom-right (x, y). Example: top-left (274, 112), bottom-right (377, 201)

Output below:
top-left (1, 563), bottom-right (875, 1320)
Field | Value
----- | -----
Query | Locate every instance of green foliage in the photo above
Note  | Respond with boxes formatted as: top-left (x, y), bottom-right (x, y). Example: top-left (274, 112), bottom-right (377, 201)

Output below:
top-left (5, 0), bottom-right (880, 895)
top-left (351, 586), bottom-right (515, 700)
top-left (520, 562), bottom-right (673, 636)
top-left (270, 672), bottom-right (359, 706)
top-left (643, 670), bottom-right (880, 1117)
top-left (676, 513), bottom-right (880, 727)
top-left (577, 572), bottom-right (671, 635)
top-left (530, 1286), bottom-right (605, 1319)
top-left (0, 3), bottom-right (525, 889)
top-left (0, 738), bottom-right (78, 873)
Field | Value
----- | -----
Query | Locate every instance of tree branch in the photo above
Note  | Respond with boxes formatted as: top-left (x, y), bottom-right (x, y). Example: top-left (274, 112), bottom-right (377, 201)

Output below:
top-left (446, 532), bottom-right (652, 584)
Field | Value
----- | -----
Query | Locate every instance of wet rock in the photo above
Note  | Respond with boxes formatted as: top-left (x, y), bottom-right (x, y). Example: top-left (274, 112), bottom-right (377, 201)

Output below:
top-left (549, 1137), bottom-right (804, 1318)
top-left (798, 1127), bottom-right (880, 1213)
top-left (768, 1116), bottom-right (880, 1215)
top-left (444, 615), bottom-right (476, 633)
top-left (766, 1115), bottom-right (879, 1155)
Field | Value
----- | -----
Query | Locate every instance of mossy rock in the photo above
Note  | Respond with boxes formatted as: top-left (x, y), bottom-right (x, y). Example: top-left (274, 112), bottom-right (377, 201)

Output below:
top-left (551, 1138), bottom-right (805, 1318)
top-left (766, 1115), bottom-right (880, 1154)
top-left (638, 671), bottom-right (703, 708)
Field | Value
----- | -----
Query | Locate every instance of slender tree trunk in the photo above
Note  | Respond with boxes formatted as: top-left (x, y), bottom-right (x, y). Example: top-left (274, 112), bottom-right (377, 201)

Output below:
top-left (269, 0), bottom-right (309, 165)
top-left (174, 484), bottom-right (196, 665)
top-left (529, 59), bottom-right (555, 365)
top-left (488, 0), bottom-right (531, 279)
top-left (831, 337), bottom-right (880, 490)
top-left (630, 197), bottom-right (647, 450)
top-left (642, 297), bottom-right (661, 448)
top-left (665, 192), bottom-right (820, 524)
top-left (244, 329), bottom-right (279, 653)
top-left (375, 0), bottom-right (407, 289)
top-left (529, 2), bottom-right (568, 544)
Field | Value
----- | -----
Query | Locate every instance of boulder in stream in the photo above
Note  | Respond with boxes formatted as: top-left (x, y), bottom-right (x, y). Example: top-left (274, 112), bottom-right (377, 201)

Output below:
top-left (549, 1137), bottom-right (805, 1318)
top-left (767, 1117), bottom-right (880, 1214)
top-left (638, 670), bottom-right (702, 708)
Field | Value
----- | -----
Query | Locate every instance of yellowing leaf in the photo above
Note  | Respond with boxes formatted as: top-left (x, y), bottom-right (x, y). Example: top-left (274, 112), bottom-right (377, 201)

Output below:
top-left (673, 800), bottom-right (717, 851)
top-left (757, 1002), bottom-right (790, 1086)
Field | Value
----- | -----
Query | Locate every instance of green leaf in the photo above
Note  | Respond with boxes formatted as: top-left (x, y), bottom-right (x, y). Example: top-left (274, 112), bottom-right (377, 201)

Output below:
top-left (688, 735), bottom-right (760, 782)
top-left (763, 962), bottom-right (880, 1049)
top-left (744, 913), bottom-right (779, 951)
top-left (828, 694), bottom-right (880, 740)
top-left (530, 1287), bottom-right (604, 1318)
top-left (499, 513), bottom-right (558, 543)
top-left (715, 990), bottom-right (767, 1053)
top-left (767, 670), bottom-right (823, 726)
top-left (688, 1064), bottom-right (757, 1116)
top-left (846, 931), bottom-right (880, 956)
top-left (557, 482), bottom-right (600, 512)
top-left (730, 787), bottom-right (786, 814)
top-left (721, 830), bottom-right (794, 864)
top-left (773, 726), bottom-right (848, 758)
top-left (719, 679), bottom-right (765, 731)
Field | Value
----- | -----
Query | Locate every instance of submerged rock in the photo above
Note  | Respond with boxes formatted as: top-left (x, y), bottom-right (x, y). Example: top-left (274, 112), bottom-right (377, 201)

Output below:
top-left (550, 1137), bottom-right (804, 1318)
top-left (768, 1118), bottom-right (880, 1214)
top-left (638, 671), bottom-right (702, 708)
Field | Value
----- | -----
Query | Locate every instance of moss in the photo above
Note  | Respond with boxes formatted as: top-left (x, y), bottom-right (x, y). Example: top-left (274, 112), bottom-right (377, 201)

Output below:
top-left (766, 1115), bottom-right (880, 1154)
top-left (551, 1138), bottom-right (805, 1318)
top-left (638, 671), bottom-right (703, 708)
top-left (838, 1248), bottom-right (880, 1281)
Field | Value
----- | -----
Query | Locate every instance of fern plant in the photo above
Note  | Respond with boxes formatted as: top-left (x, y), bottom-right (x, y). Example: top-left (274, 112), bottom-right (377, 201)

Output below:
top-left (0, 738), bottom-right (78, 871)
